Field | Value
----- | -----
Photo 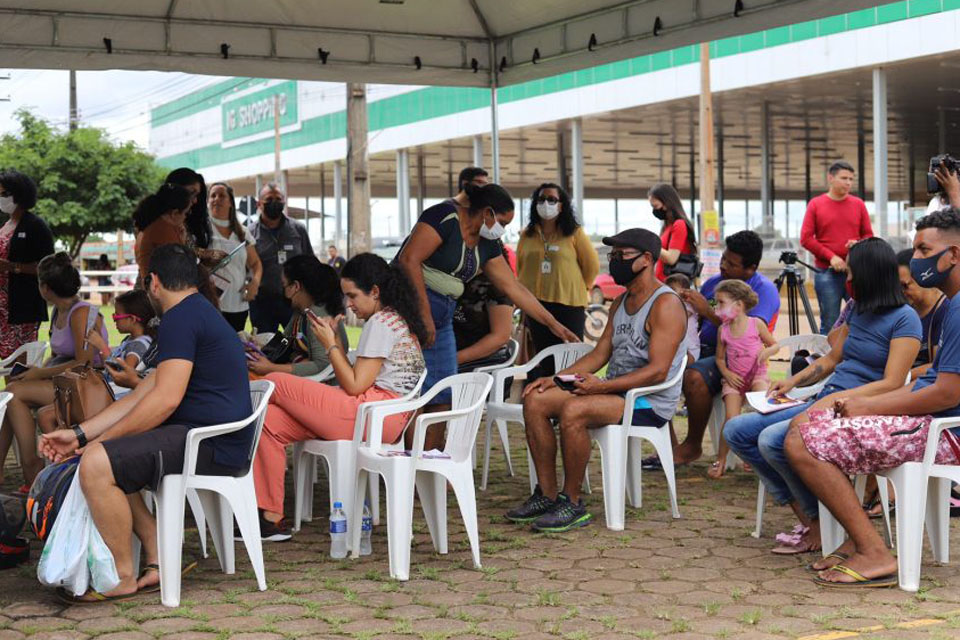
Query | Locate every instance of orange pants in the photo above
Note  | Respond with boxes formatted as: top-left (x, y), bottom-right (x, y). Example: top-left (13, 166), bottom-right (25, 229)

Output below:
top-left (253, 372), bottom-right (405, 516)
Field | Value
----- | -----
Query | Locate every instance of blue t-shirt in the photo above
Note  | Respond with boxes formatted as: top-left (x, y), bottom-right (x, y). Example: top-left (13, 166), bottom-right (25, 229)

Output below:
top-left (157, 293), bottom-right (253, 468)
top-left (699, 272), bottom-right (780, 351)
top-left (828, 305), bottom-right (921, 391)
top-left (915, 294), bottom-right (960, 419)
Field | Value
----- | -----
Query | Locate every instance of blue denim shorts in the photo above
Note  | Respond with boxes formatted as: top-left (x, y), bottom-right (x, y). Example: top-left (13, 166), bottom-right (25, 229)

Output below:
top-left (688, 355), bottom-right (722, 396)
top-left (423, 288), bottom-right (457, 405)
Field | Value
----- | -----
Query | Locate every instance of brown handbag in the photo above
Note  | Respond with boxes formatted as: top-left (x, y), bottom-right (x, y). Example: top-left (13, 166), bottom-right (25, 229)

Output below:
top-left (51, 363), bottom-right (115, 429)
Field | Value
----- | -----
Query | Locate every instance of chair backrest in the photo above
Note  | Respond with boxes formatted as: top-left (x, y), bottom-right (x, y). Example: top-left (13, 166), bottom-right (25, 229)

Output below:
top-left (0, 392), bottom-right (11, 412)
top-left (775, 334), bottom-right (830, 359)
top-left (534, 342), bottom-right (594, 372)
top-left (242, 379), bottom-right (276, 473)
top-left (472, 338), bottom-right (520, 373)
top-left (438, 373), bottom-right (494, 462)
top-left (3, 341), bottom-right (47, 367)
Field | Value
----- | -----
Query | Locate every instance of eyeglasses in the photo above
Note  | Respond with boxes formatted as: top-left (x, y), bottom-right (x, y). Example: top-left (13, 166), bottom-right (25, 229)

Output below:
top-left (609, 250), bottom-right (642, 260)
top-left (537, 195), bottom-right (559, 204)
top-left (112, 313), bottom-right (142, 323)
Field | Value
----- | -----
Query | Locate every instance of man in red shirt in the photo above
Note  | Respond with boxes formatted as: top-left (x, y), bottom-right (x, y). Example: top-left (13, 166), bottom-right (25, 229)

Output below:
top-left (800, 161), bottom-right (874, 334)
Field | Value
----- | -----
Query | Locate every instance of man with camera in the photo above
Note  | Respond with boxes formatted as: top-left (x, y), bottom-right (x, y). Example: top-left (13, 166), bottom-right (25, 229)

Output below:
top-left (927, 154), bottom-right (960, 214)
top-left (800, 161), bottom-right (873, 334)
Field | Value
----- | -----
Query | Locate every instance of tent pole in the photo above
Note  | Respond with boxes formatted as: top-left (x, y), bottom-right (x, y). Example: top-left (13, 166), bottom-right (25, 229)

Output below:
top-left (873, 67), bottom-right (888, 238)
top-left (489, 41), bottom-right (500, 184)
top-left (571, 118), bottom-right (584, 225)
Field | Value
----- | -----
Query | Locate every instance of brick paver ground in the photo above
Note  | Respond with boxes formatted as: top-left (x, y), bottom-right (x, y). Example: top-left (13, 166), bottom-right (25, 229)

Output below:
top-left (3, 417), bottom-right (960, 640)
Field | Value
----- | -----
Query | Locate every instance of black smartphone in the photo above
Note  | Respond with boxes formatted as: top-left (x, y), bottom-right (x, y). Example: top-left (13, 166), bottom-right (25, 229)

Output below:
top-left (9, 362), bottom-right (29, 378)
top-left (105, 359), bottom-right (124, 371)
top-left (553, 374), bottom-right (582, 392)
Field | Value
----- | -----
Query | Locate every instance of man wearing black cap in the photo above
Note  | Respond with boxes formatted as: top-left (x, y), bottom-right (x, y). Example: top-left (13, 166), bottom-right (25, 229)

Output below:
top-left (505, 228), bottom-right (687, 532)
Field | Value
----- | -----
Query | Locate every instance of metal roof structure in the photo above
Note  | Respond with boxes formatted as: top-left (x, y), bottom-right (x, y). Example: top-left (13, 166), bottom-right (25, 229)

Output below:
top-left (3, 1), bottom-right (887, 88)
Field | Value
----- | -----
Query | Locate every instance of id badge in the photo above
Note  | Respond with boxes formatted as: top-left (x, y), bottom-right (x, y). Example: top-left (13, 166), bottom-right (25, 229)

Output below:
top-left (541, 260), bottom-right (552, 274)
top-left (277, 250), bottom-right (288, 265)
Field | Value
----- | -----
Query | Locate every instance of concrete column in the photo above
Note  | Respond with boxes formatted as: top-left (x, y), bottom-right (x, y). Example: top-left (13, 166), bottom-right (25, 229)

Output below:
top-left (333, 160), bottom-right (343, 251)
top-left (346, 83), bottom-right (371, 255)
top-left (570, 118), bottom-right (584, 224)
top-left (760, 101), bottom-right (772, 236)
top-left (490, 87), bottom-right (501, 183)
top-left (717, 124), bottom-right (725, 237)
top-left (873, 67), bottom-right (889, 238)
top-left (255, 174), bottom-right (263, 199)
top-left (320, 164), bottom-right (326, 244)
top-left (416, 148), bottom-right (426, 216)
top-left (396, 149), bottom-right (410, 234)
top-left (472, 135), bottom-right (483, 169)
top-left (613, 198), bottom-right (620, 233)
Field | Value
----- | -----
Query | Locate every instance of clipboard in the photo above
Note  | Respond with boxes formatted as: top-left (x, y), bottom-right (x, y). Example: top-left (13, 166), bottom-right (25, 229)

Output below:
top-left (210, 241), bottom-right (246, 275)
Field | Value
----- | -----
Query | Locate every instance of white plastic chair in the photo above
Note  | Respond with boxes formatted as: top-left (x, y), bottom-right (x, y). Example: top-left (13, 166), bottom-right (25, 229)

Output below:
top-left (483, 343), bottom-right (594, 491)
top-left (0, 341), bottom-right (47, 374)
top-left (590, 361), bottom-right (687, 530)
top-left (291, 370), bottom-right (426, 533)
top-left (349, 372), bottom-right (493, 581)
top-left (465, 339), bottom-right (519, 475)
top-left (153, 380), bottom-right (274, 607)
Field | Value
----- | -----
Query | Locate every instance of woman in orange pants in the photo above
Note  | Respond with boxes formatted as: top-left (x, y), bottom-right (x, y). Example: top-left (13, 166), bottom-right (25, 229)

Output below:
top-left (252, 253), bottom-right (427, 540)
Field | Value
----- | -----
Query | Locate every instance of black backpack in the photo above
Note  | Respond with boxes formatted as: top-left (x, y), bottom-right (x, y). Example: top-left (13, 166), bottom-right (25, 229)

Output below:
top-left (26, 457), bottom-right (80, 542)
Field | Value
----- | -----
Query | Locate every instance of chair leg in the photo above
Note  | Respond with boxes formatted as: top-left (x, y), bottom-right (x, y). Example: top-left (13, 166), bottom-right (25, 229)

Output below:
top-left (594, 428), bottom-right (627, 531)
top-left (186, 489), bottom-right (207, 559)
top-left (925, 476), bottom-right (951, 565)
top-left (480, 416), bottom-right (494, 491)
top-left (156, 477), bottom-right (186, 608)
top-left (752, 481), bottom-right (766, 539)
top-left (449, 467), bottom-right (481, 569)
top-left (887, 465), bottom-right (926, 592)
top-left (496, 418), bottom-right (514, 477)
top-left (582, 463), bottom-right (592, 495)
top-left (818, 501), bottom-right (846, 557)
top-left (330, 456), bottom-right (356, 549)
top-left (415, 471), bottom-right (448, 554)
top-left (196, 489), bottom-right (234, 574)
top-left (292, 444), bottom-right (307, 532)
top-left (384, 470), bottom-right (416, 581)
top-left (370, 474), bottom-right (381, 526)
top-left (231, 477), bottom-right (267, 591)
top-left (350, 470), bottom-right (369, 557)
top-left (625, 438), bottom-right (642, 509)
top-left (527, 445), bottom-right (538, 495)
top-left (648, 427), bottom-right (680, 519)
top-left (876, 477), bottom-right (894, 548)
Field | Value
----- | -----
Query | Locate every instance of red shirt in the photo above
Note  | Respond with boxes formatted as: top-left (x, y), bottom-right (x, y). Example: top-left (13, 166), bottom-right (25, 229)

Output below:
top-left (800, 193), bottom-right (873, 269)
top-left (657, 219), bottom-right (694, 282)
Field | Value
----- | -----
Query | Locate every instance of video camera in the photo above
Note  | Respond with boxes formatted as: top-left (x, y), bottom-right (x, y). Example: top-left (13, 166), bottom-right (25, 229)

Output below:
top-left (927, 154), bottom-right (960, 194)
top-left (779, 251), bottom-right (798, 265)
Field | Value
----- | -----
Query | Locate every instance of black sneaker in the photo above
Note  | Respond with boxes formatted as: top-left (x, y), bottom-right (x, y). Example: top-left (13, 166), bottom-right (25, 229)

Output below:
top-left (236, 511), bottom-right (293, 542)
top-left (505, 485), bottom-right (555, 523)
top-left (531, 493), bottom-right (592, 532)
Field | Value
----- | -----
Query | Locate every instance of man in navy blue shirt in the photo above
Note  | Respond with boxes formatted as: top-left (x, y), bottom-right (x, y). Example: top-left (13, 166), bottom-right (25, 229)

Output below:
top-left (652, 231), bottom-right (780, 466)
top-left (785, 208), bottom-right (960, 588)
top-left (41, 244), bottom-right (252, 602)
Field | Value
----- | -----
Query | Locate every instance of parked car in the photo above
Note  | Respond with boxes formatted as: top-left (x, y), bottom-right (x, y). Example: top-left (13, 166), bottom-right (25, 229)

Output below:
top-left (112, 263), bottom-right (139, 288)
top-left (591, 273), bottom-right (625, 304)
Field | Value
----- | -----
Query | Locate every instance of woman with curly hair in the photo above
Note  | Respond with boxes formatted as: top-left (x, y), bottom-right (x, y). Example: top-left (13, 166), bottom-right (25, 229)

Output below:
top-left (251, 253), bottom-right (427, 540)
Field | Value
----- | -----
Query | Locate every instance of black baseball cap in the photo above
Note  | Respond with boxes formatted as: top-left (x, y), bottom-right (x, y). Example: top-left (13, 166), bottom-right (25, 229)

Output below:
top-left (602, 228), bottom-right (661, 261)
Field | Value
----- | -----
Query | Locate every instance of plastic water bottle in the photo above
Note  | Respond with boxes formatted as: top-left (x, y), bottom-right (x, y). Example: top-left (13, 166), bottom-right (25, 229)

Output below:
top-left (360, 501), bottom-right (373, 556)
top-left (329, 502), bottom-right (348, 559)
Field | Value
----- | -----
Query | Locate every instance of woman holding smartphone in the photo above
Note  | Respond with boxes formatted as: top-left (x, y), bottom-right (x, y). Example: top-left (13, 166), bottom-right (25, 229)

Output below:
top-left (246, 254), bottom-right (348, 378)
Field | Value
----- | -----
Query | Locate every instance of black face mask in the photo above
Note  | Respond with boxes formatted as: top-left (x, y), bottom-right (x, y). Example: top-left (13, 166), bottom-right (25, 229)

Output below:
top-left (263, 200), bottom-right (284, 220)
top-left (652, 207), bottom-right (667, 221)
top-left (609, 256), bottom-right (645, 286)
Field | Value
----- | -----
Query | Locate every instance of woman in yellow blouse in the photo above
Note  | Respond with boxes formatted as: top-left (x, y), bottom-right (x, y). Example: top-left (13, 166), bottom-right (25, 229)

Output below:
top-left (516, 183), bottom-right (599, 379)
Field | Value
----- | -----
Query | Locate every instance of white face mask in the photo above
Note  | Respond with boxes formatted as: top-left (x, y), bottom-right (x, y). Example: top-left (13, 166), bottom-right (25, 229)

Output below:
top-left (479, 218), bottom-right (505, 241)
top-left (0, 196), bottom-right (16, 215)
top-left (537, 201), bottom-right (560, 220)
top-left (211, 217), bottom-right (231, 228)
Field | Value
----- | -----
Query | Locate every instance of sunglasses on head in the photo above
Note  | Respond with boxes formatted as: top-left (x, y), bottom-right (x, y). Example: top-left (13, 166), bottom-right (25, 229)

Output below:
top-left (537, 195), bottom-right (559, 204)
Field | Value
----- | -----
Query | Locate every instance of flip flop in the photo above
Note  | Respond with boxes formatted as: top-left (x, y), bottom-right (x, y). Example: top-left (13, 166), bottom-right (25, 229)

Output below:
top-left (771, 525), bottom-right (816, 555)
top-left (56, 587), bottom-right (141, 605)
top-left (813, 564), bottom-right (897, 589)
top-left (640, 455), bottom-right (662, 471)
top-left (138, 559), bottom-right (199, 594)
top-left (807, 552), bottom-right (848, 572)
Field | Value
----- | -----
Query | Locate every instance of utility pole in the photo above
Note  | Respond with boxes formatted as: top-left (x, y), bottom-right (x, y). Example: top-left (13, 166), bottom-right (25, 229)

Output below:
top-left (346, 83), bottom-right (371, 255)
top-left (69, 70), bottom-right (78, 130)
top-left (273, 95), bottom-right (282, 185)
top-left (698, 43), bottom-right (716, 215)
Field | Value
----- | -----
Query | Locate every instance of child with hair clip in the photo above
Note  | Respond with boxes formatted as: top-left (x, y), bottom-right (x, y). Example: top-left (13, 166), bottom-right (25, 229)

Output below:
top-left (710, 279), bottom-right (779, 479)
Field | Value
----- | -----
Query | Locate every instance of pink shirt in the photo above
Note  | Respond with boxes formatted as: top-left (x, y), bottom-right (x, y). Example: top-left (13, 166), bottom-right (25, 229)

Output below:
top-left (720, 317), bottom-right (766, 383)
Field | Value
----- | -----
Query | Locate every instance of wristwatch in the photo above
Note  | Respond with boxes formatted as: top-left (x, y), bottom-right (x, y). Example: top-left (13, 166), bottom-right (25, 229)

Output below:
top-left (71, 423), bottom-right (88, 448)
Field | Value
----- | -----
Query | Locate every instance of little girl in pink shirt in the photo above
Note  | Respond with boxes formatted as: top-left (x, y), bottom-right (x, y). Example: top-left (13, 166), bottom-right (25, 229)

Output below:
top-left (710, 279), bottom-right (779, 478)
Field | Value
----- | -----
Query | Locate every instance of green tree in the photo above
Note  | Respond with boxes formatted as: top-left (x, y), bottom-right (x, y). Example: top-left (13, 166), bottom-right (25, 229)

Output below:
top-left (0, 110), bottom-right (165, 256)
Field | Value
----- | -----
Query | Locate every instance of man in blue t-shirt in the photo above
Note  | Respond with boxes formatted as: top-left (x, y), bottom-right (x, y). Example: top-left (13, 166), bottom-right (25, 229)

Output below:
top-left (40, 244), bottom-right (253, 603)
top-left (654, 231), bottom-right (780, 466)
top-left (784, 208), bottom-right (960, 588)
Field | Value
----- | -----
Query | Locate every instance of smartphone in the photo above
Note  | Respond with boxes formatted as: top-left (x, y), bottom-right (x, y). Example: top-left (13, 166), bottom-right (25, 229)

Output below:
top-left (9, 362), bottom-right (29, 378)
top-left (553, 374), bottom-right (582, 392)
top-left (104, 359), bottom-right (124, 371)
top-left (304, 308), bottom-right (320, 323)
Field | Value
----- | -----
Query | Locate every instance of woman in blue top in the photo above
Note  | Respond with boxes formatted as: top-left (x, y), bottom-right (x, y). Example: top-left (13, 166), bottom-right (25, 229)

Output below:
top-left (398, 183), bottom-right (578, 447)
top-left (724, 238), bottom-right (921, 554)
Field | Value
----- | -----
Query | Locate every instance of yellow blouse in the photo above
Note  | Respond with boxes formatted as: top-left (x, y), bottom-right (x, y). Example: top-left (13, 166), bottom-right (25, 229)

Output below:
top-left (516, 225), bottom-right (599, 308)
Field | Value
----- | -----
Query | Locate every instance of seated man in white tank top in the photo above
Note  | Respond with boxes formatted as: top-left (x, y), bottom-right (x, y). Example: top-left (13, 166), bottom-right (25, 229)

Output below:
top-left (505, 228), bottom-right (687, 533)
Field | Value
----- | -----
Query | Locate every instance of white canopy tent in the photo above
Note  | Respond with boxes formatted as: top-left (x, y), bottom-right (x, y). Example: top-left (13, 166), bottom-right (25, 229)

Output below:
top-left (2, 1), bottom-right (887, 88)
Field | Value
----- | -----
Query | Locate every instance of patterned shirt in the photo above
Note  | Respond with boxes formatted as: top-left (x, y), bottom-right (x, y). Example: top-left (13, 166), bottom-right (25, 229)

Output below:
top-left (356, 309), bottom-right (426, 395)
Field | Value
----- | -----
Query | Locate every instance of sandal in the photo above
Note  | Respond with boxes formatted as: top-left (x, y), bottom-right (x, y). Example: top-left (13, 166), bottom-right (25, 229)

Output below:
top-left (56, 587), bottom-right (141, 605)
top-left (813, 564), bottom-right (897, 588)
top-left (138, 559), bottom-right (199, 594)
top-left (771, 525), bottom-right (816, 555)
top-left (807, 552), bottom-right (848, 572)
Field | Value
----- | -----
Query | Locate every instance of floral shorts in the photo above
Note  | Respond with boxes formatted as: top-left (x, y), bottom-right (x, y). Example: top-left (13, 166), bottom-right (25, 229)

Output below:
top-left (798, 409), bottom-right (960, 475)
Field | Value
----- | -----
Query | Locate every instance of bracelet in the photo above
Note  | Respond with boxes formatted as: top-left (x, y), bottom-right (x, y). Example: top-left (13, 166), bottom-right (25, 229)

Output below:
top-left (72, 423), bottom-right (88, 448)
top-left (326, 344), bottom-right (342, 356)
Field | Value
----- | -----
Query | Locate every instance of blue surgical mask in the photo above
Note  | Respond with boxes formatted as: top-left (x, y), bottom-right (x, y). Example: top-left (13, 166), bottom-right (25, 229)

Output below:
top-left (910, 248), bottom-right (955, 288)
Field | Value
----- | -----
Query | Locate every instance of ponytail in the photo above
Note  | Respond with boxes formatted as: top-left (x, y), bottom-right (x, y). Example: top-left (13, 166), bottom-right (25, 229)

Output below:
top-left (133, 183), bottom-right (192, 232)
top-left (463, 183), bottom-right (514, 217)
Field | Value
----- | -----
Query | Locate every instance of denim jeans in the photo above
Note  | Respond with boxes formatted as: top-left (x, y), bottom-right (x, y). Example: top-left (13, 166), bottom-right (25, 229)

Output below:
top-left (813, 269), bottom-right (848, 335)
top-left (724, 402), bottom-right (820, 519)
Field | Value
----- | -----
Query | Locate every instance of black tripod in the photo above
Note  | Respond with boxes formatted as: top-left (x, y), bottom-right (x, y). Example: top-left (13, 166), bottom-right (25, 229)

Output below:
top-left (773, 251), bottom-right (819, 336)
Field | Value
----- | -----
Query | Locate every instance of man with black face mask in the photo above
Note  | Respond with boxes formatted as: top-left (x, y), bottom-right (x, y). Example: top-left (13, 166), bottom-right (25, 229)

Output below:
top-left (247, 183), bottom-right (314, 333)
top-left (505, 228), bottom-right (686, 533)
